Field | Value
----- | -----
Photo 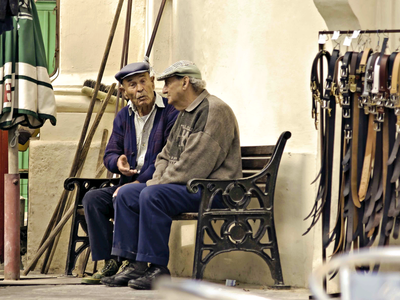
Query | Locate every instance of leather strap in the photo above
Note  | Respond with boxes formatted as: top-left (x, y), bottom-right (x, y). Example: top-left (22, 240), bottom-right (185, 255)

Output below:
top-left (351, 52), bottom-right (362, 208)
top-left (311, 50), bottom-right (331, 129)
top-left (305, 50), bottom-right (340, 241)
top-left (361, 53), bottom-right (380, 114)
top-left (333, 56), bottom-right (344, 106)
top-left (378, 54), bottom-right (390, 97)
top-left (358, 48), bottom-right (372, 74)
top-left (387, 51), bottom-right (398, 92)
top-left (358, 114), bottom-right (376, 201)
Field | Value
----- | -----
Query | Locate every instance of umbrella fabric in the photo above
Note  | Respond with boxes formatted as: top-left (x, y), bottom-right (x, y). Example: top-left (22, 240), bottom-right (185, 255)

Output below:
top-left (0, 0), bottom-right (57, 130)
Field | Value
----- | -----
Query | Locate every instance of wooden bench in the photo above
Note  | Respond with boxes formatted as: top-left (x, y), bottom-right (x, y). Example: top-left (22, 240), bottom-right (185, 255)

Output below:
top-left (64, 131), bottom-right (291, 287)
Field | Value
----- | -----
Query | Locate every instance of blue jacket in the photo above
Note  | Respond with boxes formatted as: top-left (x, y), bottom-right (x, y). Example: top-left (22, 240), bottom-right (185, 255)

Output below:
top-left (104, 95), bottom-right (178, 185)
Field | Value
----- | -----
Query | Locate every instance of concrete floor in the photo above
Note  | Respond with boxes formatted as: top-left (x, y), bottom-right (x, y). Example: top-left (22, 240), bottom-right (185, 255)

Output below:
top-left (0, 272), bottom-right (311, 300)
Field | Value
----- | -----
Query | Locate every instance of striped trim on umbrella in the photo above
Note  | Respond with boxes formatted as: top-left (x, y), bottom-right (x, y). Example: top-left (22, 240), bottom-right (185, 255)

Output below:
top-left (0, 0), bottom-right (57, 130)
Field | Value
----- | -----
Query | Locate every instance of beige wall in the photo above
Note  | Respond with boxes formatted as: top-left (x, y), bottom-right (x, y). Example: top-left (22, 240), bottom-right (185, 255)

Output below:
top-left (146, 0), bottom-right (325, 287)
top-left (28, 0), bottom-right (399, 289)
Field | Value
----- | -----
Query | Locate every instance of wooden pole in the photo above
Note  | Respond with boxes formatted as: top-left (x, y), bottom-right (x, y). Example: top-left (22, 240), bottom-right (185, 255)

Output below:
top-left (145, 0), bottom-right (167, 58)
top-left (25, 84), bottom-right (116, 275)
top-left (23, 203), bottom-right (75, 276)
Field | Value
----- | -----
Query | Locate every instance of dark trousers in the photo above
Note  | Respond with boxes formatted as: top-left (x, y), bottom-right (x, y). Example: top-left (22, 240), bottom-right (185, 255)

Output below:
top-left (82, 185), bottom-right (118, 261)
top-left (111, 183), bottom-right (202, 266)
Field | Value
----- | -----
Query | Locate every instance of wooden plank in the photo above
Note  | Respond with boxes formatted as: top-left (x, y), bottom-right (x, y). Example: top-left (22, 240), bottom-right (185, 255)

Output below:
top-left (241, 157), bottom-right (269, 170)
top-left (173, 213), bottom-right (198, 220)
top-left (241, 145), bottom-right (274, 157)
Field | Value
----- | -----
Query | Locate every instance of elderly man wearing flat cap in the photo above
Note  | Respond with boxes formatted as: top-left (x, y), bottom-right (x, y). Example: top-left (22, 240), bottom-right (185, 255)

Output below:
top-left (80, 61), bottom-right (178, 285)
top-left (102, 60), bottom-right (242, 290)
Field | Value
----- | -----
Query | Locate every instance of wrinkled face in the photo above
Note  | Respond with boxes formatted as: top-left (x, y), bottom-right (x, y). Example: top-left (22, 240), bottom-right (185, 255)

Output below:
top-left (121, 72), bottom-right (155, 109)
top-left (162, 76), bottom-right (186, 110)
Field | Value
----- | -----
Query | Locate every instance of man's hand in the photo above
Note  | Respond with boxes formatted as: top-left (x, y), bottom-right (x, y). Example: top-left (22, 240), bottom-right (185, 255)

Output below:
top-left (117, 154), bottom-right (138, 177)
top-left (113, 180), bottom-right (140, 197)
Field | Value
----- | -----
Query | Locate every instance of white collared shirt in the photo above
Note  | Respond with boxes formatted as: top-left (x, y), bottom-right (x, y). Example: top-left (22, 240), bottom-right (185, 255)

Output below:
top-left (127, 93), bottom-right (165, 171)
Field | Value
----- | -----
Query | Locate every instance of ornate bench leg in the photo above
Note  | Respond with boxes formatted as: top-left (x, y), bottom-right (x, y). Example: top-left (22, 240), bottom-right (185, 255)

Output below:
top-left (65, 209), bottom-right (89, 275)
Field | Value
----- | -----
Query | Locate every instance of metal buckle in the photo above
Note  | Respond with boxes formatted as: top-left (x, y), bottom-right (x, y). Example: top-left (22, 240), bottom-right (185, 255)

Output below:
top-left (342, 96), bottom-right (350, 106)
top-left (344, 126), bottom-right (352, 140)
top-left (374, 121), bottom-right (382, 131)
top-left (343, 108), bottom-right (351, 118)
top-left (310, 81), bottom-right (317, 91)
top-left (361, 94), bottom-right (369, 104)
top-left (339, 82), bottom-right (348, 94)
top-left (376, 112), bottom-right (385, 122)
top-left (385, 100), bottom-right (394, 108)
top-left (341, 68), bottom-right (348, 77)
top-left (391, 94), bottom-right (399, 105)
top-left (331, 83), bottom-right (337, 96)
top-left (358, 97), bottom-right (364, 108)
top-left (325, 81), bottom-right (332, 89)
top-left (395, 108), bottom-right (400, 116)
top-left (321, 100), bottom-right (332, 117)
top-left (369, 105), bottom-right (377, 115)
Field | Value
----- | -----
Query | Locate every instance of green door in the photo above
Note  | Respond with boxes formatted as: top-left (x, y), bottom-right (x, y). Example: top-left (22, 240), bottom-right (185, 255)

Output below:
top-left (36, 0), bottom-right (57, 75)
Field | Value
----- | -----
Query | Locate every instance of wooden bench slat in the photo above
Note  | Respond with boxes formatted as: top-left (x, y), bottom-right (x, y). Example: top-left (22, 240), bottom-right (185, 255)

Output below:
top-left (241, 145), bottom-right (274, 156)
top-left (242, 158), bottom-right (270, 169)
top-left (173, 213), bottom-right (198, 220)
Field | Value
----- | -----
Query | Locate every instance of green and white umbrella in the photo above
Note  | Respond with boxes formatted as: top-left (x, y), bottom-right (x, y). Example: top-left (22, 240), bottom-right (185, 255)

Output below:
top-left (0, 0), bottom-right (56, 279)
top-left (0, 0), bottom-right (57, 129)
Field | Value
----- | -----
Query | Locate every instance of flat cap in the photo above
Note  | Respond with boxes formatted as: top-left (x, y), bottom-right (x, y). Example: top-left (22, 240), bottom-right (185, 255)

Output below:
top-left (157, 60), bottom-right (202, 81)
top-left (115, 62), bottom-right (150, 83)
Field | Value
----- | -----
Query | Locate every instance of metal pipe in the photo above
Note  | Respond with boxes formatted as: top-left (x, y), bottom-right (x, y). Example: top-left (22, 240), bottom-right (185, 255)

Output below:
top-left (4, 173), bottom-right (20, 280)
top-left (0, 130), bottom-right (8, 263)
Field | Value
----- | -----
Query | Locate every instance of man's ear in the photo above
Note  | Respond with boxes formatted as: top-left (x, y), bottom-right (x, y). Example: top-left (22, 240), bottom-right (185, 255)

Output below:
top-left (150, 76), bottom-right (155, 89)
top-left (119, 86), bottom-right (127, 100)
top-left (182, 76), bottom-right (189, 90)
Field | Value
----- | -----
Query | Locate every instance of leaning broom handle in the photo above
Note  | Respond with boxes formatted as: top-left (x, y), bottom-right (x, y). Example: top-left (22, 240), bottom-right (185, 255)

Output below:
top-left (23, 203), bottom-right (75, 275)
top-left (25, 83), bottom-right (118, 275)
top-left (145, 0), bottom-right (167, 58)
top-left (38, 84), bottom-right (116, 274)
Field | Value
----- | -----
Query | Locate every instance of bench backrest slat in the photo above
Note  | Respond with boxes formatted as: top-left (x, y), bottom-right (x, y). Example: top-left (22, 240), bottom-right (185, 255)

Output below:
top-left (240, 145), bottom-right (274, 157)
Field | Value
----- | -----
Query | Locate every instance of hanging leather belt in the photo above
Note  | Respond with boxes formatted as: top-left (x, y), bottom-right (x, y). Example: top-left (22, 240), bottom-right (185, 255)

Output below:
top-left (322, 50), bottom-right (341, 248)
top-left (359, 53), bottom-right (379, 202)
top-left (305, 35), bottom-right (400, 279)
top-left (388, 52), bottom-right (400, 240)
top-left (310, 50), bottom-right (331, 129)
top-left (305, 50), bottom-right (339, 241)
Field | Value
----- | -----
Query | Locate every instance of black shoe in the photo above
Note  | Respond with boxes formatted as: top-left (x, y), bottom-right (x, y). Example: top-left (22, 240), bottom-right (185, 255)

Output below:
top-left (101, 261), bottom-right (148, 287)
top-left (128, 265), bottom-right (170, 290)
